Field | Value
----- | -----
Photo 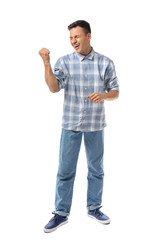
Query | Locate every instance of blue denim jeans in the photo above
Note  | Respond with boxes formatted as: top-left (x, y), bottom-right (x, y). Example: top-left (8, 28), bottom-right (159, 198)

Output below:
top-left (54, 128), bottom-right (104, 217)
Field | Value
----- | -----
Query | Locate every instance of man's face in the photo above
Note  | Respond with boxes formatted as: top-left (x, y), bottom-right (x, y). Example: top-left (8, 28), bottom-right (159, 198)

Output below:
top-left (70, 26), bottom-right (91, 56)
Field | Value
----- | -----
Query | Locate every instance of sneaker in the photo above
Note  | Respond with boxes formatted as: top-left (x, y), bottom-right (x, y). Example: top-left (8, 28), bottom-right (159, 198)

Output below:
top-left (88, 206), bottom-right (111, 224)
top-left (44, 213), bottom-right (68, 233)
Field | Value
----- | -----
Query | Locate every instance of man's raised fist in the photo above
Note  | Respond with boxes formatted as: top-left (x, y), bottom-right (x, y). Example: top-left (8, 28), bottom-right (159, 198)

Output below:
top-left (38, 48), bottom-right (50, 63)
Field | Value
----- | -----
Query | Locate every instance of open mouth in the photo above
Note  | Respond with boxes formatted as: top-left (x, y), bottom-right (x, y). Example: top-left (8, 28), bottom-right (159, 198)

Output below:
top-left (74, 43), bottom-right (80, 50)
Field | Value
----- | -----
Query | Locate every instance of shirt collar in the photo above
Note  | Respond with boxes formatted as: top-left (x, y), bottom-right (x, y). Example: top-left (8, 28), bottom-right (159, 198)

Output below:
top-left (76, 47), bottom-right (95, 61)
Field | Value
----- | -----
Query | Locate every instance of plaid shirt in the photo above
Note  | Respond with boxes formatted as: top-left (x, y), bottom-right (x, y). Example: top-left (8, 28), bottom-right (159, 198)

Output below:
top-left (53, 48), bottom-right (119, 132)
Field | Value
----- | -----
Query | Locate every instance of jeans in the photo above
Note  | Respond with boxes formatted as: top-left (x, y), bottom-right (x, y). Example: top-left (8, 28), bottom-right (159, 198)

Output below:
top-left (54, 128), bottom-right (104, 217)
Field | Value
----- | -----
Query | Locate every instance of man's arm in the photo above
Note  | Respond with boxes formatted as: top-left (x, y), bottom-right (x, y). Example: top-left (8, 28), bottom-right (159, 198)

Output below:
top-left (103, 90), bottom-right (119, 100)
top-left (38, 48), bottom-right (59, 93)
top-left (87, 90), bottom-right (119, 103)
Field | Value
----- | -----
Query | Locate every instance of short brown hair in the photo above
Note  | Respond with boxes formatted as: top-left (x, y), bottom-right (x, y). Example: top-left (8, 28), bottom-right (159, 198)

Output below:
top-left (68, 20), bottom-right (91, 34)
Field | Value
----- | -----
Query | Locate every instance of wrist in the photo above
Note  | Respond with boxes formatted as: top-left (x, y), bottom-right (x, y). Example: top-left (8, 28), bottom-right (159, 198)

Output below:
top-left (44, 61), bottom-right (51, 67)
top-left (102, 92), bottom-right (108, 100)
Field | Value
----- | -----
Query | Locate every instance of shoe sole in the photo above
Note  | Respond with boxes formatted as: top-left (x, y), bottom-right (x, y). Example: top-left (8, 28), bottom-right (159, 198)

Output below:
top-left (87, 214), bottom-right (111, 224)
top-left (43, 220), bottom-right (68, 233)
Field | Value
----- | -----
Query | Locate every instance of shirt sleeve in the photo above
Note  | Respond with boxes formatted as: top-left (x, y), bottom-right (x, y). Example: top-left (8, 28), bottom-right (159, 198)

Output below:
top-left (104, 60), bottom-right (119, 92)
top-left (53, 58), bottom-right (66, 91)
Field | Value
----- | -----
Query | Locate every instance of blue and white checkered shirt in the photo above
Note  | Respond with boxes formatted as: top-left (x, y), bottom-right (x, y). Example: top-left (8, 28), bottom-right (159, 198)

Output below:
top-left (54, 48), bottom-right (119, 132)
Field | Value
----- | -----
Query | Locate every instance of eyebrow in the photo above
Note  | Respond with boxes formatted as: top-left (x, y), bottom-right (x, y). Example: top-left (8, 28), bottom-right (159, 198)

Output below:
top-left (70, 35), bottom-right (80, 39)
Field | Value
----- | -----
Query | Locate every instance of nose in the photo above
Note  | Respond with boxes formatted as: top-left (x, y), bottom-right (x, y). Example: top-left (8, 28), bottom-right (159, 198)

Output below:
top-left (72, 37), bottom-right (77, 45)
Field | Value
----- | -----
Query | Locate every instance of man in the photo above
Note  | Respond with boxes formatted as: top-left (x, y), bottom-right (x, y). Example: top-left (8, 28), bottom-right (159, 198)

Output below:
top-left (38, 20), bottom-right (119, 233)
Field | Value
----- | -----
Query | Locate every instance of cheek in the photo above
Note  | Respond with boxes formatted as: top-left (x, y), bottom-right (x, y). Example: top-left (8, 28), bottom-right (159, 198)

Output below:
top-left (79, 39), bottom-right (84, 46)
top-left (83, 39), bottom-right (88, 46)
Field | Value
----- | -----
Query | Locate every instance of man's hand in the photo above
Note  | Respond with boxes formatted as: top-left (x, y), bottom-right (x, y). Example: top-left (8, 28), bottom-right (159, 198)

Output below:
top-left (87, 92), bottom-right (106, 103)
top-left (87, 90), bottom-right (119, 103)
top-left (38, 48), bottom-right (50, 64)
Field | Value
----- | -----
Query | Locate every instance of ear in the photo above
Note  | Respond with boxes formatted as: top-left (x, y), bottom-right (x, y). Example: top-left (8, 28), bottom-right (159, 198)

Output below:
top-left (87, 33), bottom-right (91, 40)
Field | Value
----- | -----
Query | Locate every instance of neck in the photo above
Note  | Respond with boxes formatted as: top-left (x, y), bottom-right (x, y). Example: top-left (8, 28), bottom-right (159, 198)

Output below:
top-left (82, 46), bottom-right (92, 56)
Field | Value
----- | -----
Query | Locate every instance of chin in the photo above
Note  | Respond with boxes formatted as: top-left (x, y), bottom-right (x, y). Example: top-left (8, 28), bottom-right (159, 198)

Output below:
top-left (76, 49), bottom-right (83, 55)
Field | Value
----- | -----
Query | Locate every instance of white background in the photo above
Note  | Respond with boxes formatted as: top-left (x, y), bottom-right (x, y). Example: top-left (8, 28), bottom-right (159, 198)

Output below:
top-left (0, 0), bottom-right (160, 239)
